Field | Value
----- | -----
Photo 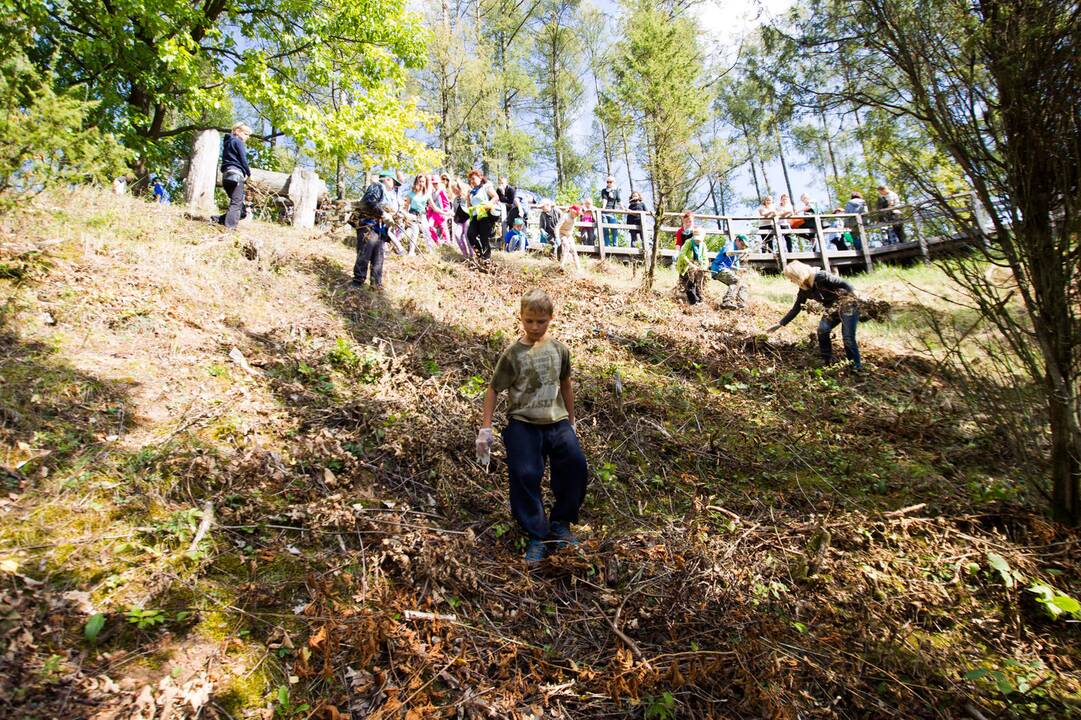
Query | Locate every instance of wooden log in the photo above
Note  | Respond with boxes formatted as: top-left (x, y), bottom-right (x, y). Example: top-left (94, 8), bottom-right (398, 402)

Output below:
top-left (287, 167), bottom-right (326, 228)
top-left (185, 129), bottom-right (220, 216)
top-left (214, 168), bottom-right (291, 195)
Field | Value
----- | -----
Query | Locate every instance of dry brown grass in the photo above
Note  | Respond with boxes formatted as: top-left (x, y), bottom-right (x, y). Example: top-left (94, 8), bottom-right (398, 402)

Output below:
top-left (0, 189), bottom-right (1076, 720)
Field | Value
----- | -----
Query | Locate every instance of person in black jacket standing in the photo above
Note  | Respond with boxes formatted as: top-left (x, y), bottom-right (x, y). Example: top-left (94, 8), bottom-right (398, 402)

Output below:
top-left (219, 123), bottom-right (252, 228)
top-left (496, 176), bottom-right (518, 229)
top-left (767, 260), bottom-right (862, 370)
top-left (627, 191), bottom-right (647, 248)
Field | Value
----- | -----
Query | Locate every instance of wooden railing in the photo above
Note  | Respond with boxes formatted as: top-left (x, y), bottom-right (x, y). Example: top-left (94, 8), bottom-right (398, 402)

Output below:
top-left (515, 191), bottom-right (991, 271)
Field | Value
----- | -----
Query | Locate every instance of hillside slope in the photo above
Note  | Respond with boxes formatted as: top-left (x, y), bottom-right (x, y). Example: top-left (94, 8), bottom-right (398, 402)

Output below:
top-left (1, 190), bottom-right (1078, 719)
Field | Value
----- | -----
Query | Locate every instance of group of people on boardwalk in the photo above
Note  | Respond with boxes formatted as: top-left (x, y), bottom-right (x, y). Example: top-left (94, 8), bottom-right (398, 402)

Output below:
top-left (756, 185), bottom-right (906, 253)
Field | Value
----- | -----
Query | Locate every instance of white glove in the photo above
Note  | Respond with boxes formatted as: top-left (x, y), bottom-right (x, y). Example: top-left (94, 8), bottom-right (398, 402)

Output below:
top-left (475, 428), bottom-right (494, 464)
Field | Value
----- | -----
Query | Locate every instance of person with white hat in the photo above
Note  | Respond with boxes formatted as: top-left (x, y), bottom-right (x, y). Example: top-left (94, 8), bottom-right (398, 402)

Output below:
top-left (767, 260), bottom-right (862, 370)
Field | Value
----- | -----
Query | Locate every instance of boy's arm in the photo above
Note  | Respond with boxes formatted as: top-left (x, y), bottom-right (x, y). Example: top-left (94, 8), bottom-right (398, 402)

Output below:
top-left (481, 386), bottom-right (498, 429)
top-left (560, 377), bottom-right (575, 426)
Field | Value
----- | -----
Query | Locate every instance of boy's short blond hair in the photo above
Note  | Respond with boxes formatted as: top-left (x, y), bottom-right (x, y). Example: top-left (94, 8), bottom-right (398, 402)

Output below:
top-left (521, 288), bottom-right (554, 316)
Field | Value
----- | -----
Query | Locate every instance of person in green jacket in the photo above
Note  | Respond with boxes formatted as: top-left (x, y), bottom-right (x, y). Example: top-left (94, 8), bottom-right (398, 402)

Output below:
top-left (676, 228), bottom-right (709, 305)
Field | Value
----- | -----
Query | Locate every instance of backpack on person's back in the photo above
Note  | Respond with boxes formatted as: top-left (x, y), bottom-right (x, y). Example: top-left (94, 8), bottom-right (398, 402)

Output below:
top-left (349, 182), bottom-right (388, 227)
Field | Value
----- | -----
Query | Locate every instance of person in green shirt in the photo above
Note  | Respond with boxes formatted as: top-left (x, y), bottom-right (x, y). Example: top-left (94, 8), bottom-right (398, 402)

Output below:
top-left (476, 289), bottom-right (589, 564)
top-left (676, 228), bottom-right (709, 305)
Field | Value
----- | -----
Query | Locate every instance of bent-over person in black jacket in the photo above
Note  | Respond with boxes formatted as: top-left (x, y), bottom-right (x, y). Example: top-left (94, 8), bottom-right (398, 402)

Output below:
top-left (767, 260), bottom-right (862, 370)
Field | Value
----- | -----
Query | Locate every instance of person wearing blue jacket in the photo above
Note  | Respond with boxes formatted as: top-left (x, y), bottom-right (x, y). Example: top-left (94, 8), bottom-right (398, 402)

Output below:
top-left (504, 216), bottom-right (528, 252)
top-left (710, 234), bottom-right (748, 309)
top-left (219, 123), bottom-right (252, 228)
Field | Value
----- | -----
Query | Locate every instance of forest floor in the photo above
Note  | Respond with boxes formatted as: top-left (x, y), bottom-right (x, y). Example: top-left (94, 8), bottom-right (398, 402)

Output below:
top-left (1, 188), bottom-right (1078, 720)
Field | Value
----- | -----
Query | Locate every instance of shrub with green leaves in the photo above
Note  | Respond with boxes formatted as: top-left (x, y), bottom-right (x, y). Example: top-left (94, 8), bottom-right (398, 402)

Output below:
top-left (0, 51), bottom-right (131, 210)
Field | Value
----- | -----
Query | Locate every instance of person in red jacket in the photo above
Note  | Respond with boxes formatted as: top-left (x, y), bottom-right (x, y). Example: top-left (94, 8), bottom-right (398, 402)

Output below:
top-left (674, 210), bottom-right (695, 248)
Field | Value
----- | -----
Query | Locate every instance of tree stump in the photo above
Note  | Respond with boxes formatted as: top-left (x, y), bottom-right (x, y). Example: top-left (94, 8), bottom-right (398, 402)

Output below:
top-left (287, 168), bottom-right (325, 228)
top-left (185, 130), bottom-right (220, 217)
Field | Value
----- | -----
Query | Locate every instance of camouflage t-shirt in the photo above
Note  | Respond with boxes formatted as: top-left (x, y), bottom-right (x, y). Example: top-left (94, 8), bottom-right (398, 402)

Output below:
top-left (491, 338), bottom-right (572, 424)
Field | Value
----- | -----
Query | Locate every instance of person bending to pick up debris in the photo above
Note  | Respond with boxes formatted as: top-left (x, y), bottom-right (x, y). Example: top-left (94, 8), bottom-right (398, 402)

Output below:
top-left (767, 260), bottom-right (862, 371)
top-left (710, 233), bottom-right (749, 309)
top-left (476, 288), bottom-right (588, 565)
top-left (676, 228), bottom-right (709, 305)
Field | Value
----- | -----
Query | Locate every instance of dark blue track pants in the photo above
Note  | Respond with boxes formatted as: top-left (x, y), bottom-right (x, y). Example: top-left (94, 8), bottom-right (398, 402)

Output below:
top-left (502, 418), bottom-right (588, 540)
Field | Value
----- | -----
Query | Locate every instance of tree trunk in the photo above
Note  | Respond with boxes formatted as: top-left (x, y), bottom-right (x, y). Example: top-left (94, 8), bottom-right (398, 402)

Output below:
top-left (743, 127), bottom-right (762, 200)
top-left (776, 126), bottom-right (795, 202)
top-left (1048, 387), bottom-right (1081, 523)
top-left (551, 44), bottom-right (565, 190)
top-left (621, 126), bottom-right (634, 192)
top-left (590, 70), bottom-right (611, 176)
top-left (707, 176), bottom-right (723, 229)
top-left (185, 129), bottom-right (220, 217)
top-left (644, 134), bottom-right (661, 289)
top-left (820, 108), bottom-right (841, 198)
top-left (851, 107), bottom-right (876, 180)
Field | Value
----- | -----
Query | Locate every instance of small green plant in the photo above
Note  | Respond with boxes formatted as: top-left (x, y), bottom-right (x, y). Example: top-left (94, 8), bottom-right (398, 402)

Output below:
top-left (327, 339), bottom-right (383, 383)
top-left (39, 654), bottom-right (64, 684)
top-left (595, 462), bottom-right (617, 484)
top-left (644, 691), bottom-right (676, 720)
top-left (965, 658), bottom-right (1048, 699)
top-left (1027, 583), bottom-right (1081, 620)
top-left (296, 361), bottom-right (335, 395)
top-left (274, 685), bottom-right (310, 717)
top-left (327, 337), bottom-right (359, 369)
top-left (459, 374), bottom-right (487, 399)
top-left (207, 363), bottom-right (229, 378)
top-left (124, 607), bottom-right (167, 630)
top-left (421, 357), bottom-right (441, 376)
top-left (986, 552), bottom-right (1024, 589)
top-left (84, 613), bottom-right (106, 644)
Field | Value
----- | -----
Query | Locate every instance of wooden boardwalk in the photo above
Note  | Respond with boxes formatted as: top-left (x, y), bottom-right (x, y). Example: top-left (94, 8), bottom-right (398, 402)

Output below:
top-left (524, 192), bottom-right (994, 273)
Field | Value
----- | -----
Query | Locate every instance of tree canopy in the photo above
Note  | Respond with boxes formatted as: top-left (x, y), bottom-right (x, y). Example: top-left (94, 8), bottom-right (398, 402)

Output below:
top-left (5, 0), bottom-right (433, 176)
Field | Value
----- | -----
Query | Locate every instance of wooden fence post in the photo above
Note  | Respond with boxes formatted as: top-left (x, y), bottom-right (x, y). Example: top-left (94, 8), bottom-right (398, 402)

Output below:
top-left (814, 214), bottom-right (831, 272)
top-left (185, 129), bottom-right (220, 217)
top-left (773, 217), bottom-right (787, 270)
top-left (596, 212), bottom-right (606, 261)
top-left (641, 211), bottom-right (649, 261)
top-left (912, 207), bottom-right (931, 264)
top-left (856, 214), bottom-right (873, 271)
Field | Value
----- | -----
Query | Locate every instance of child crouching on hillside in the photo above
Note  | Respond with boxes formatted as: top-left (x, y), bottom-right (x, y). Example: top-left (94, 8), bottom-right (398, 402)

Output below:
top-left (476, 289), bottom-right (589, 564)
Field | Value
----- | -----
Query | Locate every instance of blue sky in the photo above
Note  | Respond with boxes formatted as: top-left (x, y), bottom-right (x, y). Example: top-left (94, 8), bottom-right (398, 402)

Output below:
top-left (545, 0), bottom-right (826, 214)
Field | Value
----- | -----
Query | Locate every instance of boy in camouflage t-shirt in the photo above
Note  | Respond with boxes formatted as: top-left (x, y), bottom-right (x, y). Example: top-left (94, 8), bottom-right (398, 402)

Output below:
top-left (477, 289), bottom-right (589, 563)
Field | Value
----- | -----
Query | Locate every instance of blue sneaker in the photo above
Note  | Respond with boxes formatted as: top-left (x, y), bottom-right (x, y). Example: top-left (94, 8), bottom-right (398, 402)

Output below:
top-left (549, 522), bottom-right (578, 549)
top-left (524, 539), bottom-right (547, 564)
